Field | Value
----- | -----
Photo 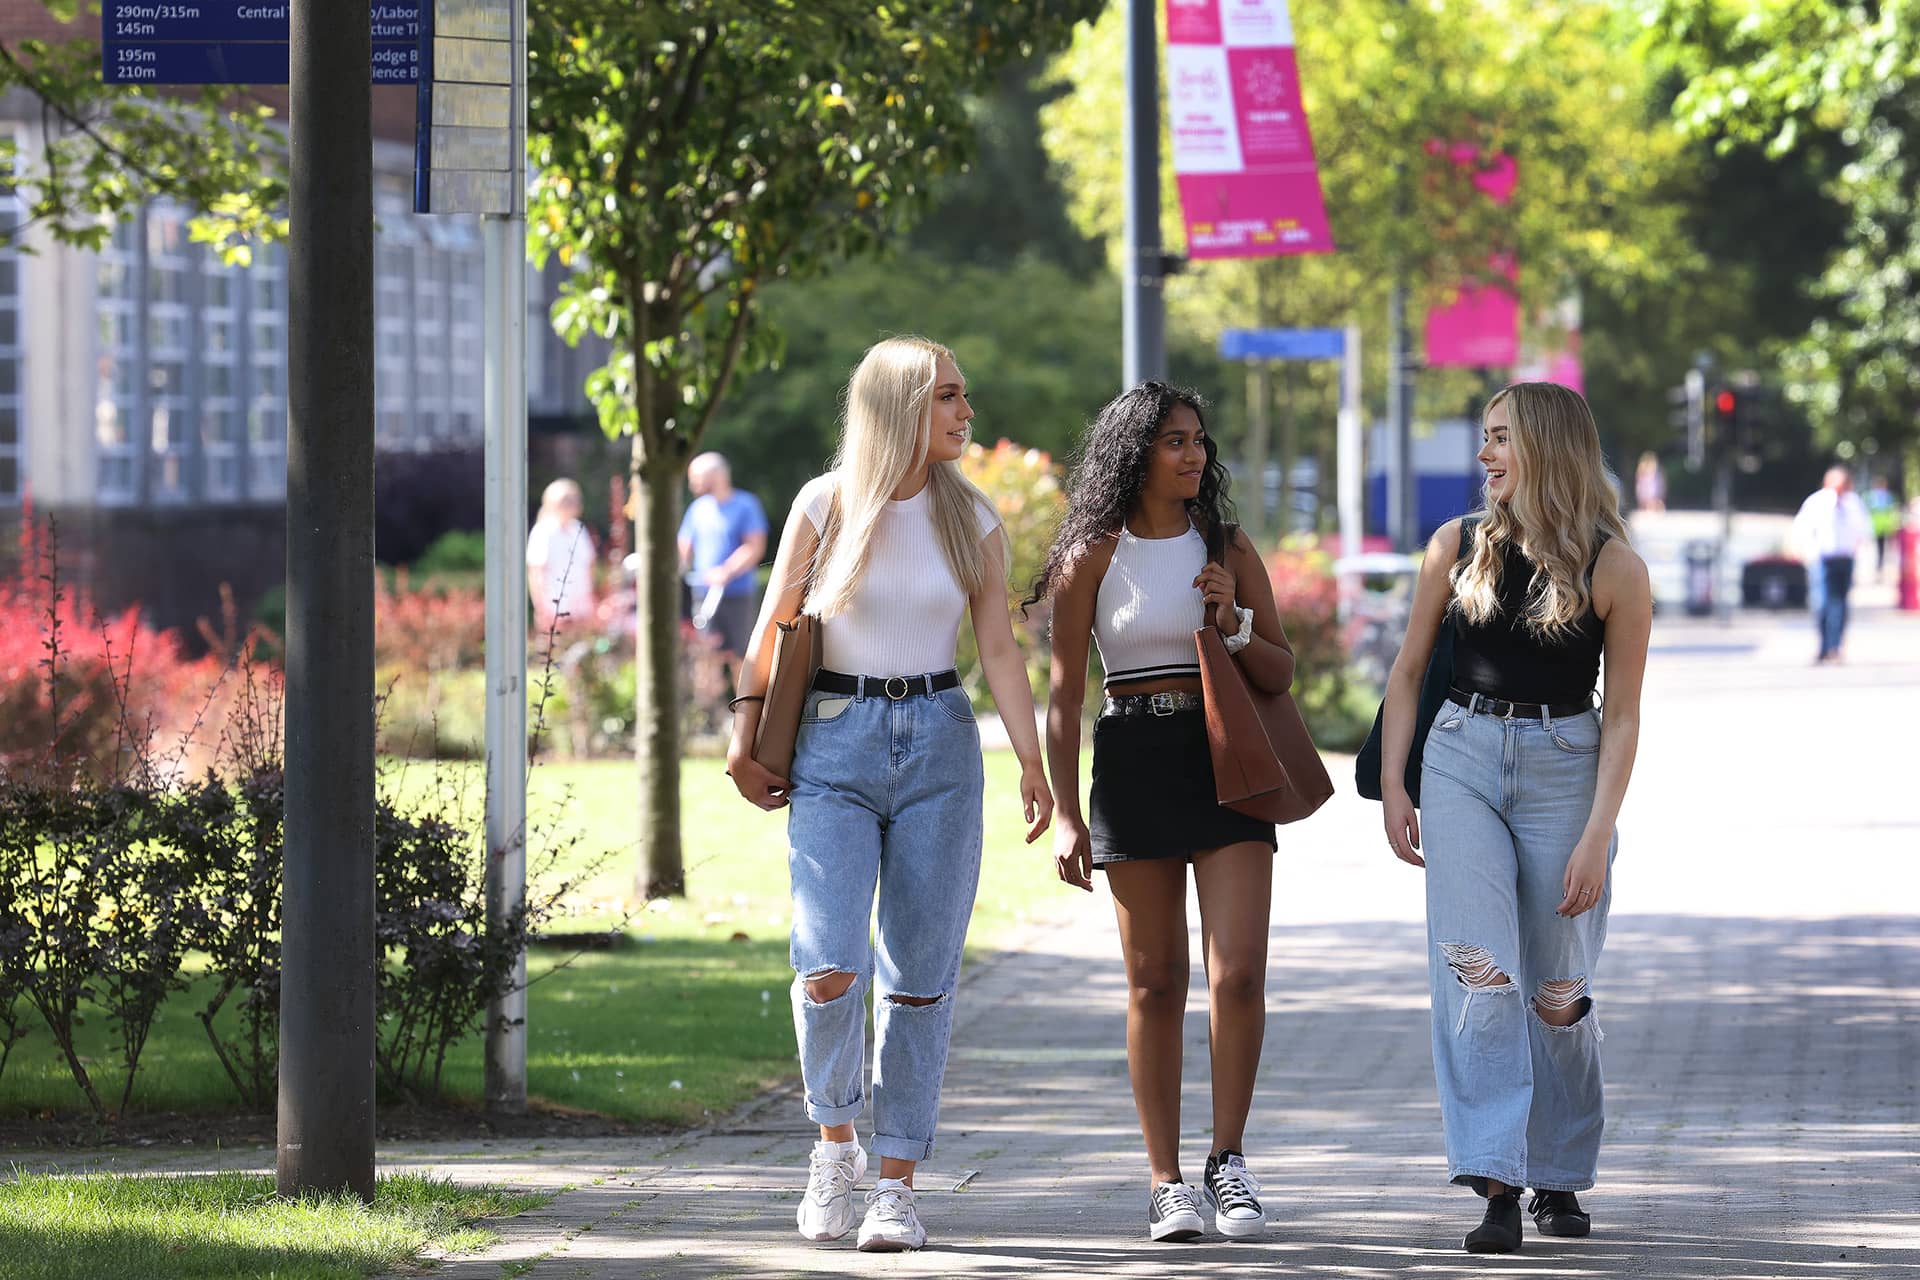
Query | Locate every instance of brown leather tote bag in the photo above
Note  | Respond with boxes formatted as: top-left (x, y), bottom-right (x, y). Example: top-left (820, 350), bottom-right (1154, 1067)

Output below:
top-left (1194, 527), bottom-right (1333, 825)
top-left (751, 612), bottom-right (819, 781)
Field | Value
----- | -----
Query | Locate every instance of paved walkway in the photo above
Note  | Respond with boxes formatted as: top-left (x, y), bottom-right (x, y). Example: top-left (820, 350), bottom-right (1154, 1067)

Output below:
top-left (13, 605), bottom-right (1920, 1277)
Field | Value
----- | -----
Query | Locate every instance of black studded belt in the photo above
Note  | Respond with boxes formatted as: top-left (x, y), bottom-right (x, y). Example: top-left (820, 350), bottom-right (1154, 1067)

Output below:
top-left (1099, 690), bottom-right (1205, 718)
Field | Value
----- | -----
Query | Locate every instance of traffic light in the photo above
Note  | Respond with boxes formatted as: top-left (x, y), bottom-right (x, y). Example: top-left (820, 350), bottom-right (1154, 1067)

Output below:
top-left (1714, 388), bottom-right (1738, 426)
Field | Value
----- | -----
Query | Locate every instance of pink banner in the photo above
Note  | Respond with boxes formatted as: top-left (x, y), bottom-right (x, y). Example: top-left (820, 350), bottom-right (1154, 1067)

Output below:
top-left (1515, 295), bottom-right (1585, 394)
top-left (1167, 0), bottom-right (1333, 259)
top-left (1424, 146), bottom-right (1519, 368)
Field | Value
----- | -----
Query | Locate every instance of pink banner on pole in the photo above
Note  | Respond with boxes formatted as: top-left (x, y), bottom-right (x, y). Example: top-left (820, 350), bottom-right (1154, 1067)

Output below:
top-left (1425, 147), bottom-right (1519, 368)
top-left (1167, 0), bottom-right (1333, 259)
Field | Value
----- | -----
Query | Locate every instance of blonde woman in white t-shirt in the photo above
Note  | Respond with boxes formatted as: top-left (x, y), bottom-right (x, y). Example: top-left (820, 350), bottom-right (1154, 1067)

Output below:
top-left (726, 336), bottom-right (1052, 1253)
top-left (525, 477), bottom-right (597, 632)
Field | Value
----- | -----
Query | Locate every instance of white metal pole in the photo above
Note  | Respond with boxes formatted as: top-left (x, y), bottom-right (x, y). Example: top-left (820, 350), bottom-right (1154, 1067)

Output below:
top-left (1338, 324), bottom-right (1363, 560)
top-left (482, 0), bottom-right (529, 1115)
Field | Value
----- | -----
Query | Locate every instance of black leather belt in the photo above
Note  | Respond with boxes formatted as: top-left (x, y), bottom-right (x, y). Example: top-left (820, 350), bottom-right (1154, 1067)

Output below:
top-left (812, 668), bottom-right (961, 700)
top-left (1448, 688), bottom-right (1592, 720)
top-left (1100, 690), bottom-right (1205, 718)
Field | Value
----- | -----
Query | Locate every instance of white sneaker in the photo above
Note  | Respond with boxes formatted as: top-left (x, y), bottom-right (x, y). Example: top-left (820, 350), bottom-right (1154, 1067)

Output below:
top-left (1203, 1150), bottom-right (1267, 1238)
top-left (856, 1178), bottom-right (927, 1252)
top-left (1148, 1179), bottom-right (1205, 1242)
top-left (796, 1138), bottom-right (867, 1241)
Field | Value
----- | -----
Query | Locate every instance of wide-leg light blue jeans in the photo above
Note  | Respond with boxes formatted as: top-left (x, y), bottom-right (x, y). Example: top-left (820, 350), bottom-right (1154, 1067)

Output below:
top-left (785, 681), bottom-right (985, 1163)
top-left (1419, 696), bottom-right (1617, 1192)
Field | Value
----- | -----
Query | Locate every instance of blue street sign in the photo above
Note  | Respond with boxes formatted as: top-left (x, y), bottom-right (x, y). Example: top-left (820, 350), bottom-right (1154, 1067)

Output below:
top-left (102, 2), bottom-right (421, 85)
top-left (1219, 328), bottom-right (1348, 361)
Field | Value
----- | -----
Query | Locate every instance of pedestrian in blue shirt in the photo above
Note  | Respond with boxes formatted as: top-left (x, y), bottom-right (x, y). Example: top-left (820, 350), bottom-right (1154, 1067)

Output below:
top-left (678, 452), bottom-right (769, 663)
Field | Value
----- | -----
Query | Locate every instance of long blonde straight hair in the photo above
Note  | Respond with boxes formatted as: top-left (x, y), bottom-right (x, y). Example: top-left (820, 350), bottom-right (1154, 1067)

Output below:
top-left (804, 336), bottom-right (994, 619)
top-left (1452, 381), bottom-right (1629, 640)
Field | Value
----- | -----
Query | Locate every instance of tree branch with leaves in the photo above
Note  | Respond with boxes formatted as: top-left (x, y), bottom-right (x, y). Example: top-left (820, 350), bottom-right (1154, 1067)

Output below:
top-left (527, 0), bottom-right (1102, 898)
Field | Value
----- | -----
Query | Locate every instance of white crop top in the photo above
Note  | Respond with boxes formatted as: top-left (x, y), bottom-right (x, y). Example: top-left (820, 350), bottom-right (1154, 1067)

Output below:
top-left (797, 472), bottom-right (1000, 677)
top-left (1093, 521), bottom-right (1207, 686)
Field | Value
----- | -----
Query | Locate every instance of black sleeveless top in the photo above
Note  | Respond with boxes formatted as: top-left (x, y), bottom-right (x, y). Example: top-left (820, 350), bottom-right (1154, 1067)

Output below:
top-left (1450, 527), bottom-right (1607, 704)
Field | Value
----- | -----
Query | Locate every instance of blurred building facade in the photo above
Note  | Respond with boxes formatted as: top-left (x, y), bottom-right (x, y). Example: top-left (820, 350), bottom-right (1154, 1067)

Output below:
top-left (0, 27), bottom-right (605, 632)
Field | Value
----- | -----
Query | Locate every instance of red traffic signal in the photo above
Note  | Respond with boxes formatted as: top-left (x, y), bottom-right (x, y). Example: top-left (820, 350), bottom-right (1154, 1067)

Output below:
top-left (1714, 389), bottom-right (1737, 419)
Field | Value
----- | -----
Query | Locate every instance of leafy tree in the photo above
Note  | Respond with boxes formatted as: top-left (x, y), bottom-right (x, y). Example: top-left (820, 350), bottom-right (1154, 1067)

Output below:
top-left (528, 1), bottom-right (1103, 898)
top-left (1649, 0), bottom-right (1920, 480)
top-left (0, 1), bottom-right (285, 257)
top-left (1040, 1), bottom-right (1698, 472)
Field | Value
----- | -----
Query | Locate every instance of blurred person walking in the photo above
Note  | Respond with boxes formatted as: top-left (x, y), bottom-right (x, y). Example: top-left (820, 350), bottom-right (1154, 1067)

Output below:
top-left (1379, 382), bottom-right (1652, 1255)
top-left (678, 452), bottom-right (769, 664)
top-left (1793, 467), bottom-right (1873, 663)
top-left (525, 478), bottom-right (597, 635)
top-left (1026, 382), bottom-right (1296, 1243)
top-left (1865, 475), bottom-right (1899, 581)
top-left (725, 336), bottom-right (1052, 1253)
top-left (1632, 452), bottom-right (1665, 514)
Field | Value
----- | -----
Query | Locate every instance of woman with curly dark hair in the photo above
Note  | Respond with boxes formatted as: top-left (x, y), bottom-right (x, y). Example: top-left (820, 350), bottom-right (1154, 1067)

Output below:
top-left (1027, 382), bottom-right (1297, 1243)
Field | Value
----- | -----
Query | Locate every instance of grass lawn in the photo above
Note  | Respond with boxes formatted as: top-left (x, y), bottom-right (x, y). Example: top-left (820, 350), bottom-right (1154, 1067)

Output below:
top-left (0, 1171), bottom-right (550, 1280)
top-left (0, 752), bottom-right (1090, 1129)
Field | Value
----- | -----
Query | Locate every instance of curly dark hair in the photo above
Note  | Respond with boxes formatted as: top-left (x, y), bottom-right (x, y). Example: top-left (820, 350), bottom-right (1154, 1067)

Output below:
top-left (1023, 381), bottom-right (1235, 614)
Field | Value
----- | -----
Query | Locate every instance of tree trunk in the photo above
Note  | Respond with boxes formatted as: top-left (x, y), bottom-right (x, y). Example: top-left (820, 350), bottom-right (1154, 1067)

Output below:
top-left (634, 436), bottom-right (687, 900)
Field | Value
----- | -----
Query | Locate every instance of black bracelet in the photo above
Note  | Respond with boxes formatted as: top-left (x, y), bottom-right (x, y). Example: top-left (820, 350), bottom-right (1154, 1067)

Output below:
top-left (727, 694), bottom-right (765, 711)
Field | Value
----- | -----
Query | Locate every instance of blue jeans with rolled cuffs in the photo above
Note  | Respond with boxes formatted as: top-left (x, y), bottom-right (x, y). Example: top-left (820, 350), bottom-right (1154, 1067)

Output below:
top-left (1419, 695), bottom-right (1617, 1192)
top-left (785, 679), bottom-right (984, 1163)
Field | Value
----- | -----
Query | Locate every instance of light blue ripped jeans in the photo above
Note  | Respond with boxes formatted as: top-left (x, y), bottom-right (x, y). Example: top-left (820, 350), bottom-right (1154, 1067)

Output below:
top-left (1419, 695), bottom-right (1617, 1192)
top-left (786, 680), bottom-right (985, 1163)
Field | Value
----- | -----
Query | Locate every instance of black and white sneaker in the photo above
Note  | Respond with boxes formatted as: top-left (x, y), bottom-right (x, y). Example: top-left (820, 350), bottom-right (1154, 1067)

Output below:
top-left (1147, 1179), bottom-right (1205, 1242)
top-left (1203, 1149), bottom-right (1267, 1238)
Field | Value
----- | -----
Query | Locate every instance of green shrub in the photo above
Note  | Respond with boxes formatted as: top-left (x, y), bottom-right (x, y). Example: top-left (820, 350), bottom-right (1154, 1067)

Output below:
top-left (411, 529), bottom-right (489, 580)
top-left (958, 438), bottom-right (1066, 708)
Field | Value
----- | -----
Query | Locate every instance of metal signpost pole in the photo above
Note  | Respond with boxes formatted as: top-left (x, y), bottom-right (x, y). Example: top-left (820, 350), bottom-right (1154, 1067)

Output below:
top-left (1244, 360), bottom-right (1271, 537)
top-left (280, 0), bottom-right (377, 1200)
top-left (1386, 282), bottom-right (1416, 551)
top-left (411, 0), bottom-right (529, 1113)
top-left (1123, 0), bottom-right (1166, 386)
top-left (1339, 325), bottom-right (1364, 560)
top-left (480, 0), bottom-right (529, 1114)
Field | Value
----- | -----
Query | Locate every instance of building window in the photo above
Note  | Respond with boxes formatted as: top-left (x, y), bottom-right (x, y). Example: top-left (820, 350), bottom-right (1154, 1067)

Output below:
top-left (93, 204), bottom-right (296, 505)
top-left (201, 252), bottom-right (244, 500)
top-left (375, 187), bottom-right (418, 448)
top-left (247, 244), bottom-right (287, 498)
top-left (441, 219), bottom-right (483, 444)
top-left (94, 218), bottom-right (141, 503)
top-left (145, 203), bottom-right (194, 502)
top-left (0, 155), bottom-right (21, 503)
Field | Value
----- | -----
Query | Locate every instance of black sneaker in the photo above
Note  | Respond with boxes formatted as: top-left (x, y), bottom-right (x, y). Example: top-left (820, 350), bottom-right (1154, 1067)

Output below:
top-left (1147, 1179), bottom-right (1204, 1242)
top-left (1528, 1188), bottom-right (1591, 1237)
top-left (1202, 1149), bottom-right (1267, 1238)
top-left (1465, 1188), bottom-right (1522, 1254)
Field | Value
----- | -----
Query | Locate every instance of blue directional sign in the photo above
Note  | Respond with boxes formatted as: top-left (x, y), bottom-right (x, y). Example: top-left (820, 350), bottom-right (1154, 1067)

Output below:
top-left (102, 2), bottom-right (422, 85)
top-left (1219, 328), bottom-right (1348, 362)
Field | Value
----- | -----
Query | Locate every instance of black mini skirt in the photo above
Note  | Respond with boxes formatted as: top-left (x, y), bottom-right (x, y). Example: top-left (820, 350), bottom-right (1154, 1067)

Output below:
top-left (1088, 705), bottom-right (1278, 867)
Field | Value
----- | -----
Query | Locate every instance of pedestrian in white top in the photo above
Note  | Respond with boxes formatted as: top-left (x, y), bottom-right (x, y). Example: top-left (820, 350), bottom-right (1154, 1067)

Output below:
top-left (725, 336), bottom-right (1052, 1253)
top-left (1793, 467), bottom-right (1872, 664)
top-left (526, 478), bottom-right (597, 634)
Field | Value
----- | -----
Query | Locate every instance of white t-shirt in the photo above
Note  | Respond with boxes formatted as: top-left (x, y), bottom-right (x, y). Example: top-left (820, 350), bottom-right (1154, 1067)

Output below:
top-left (1793, 488), bottom-right (1873, 559)
top-left (525, 516), bottom-right (596, 621)
top-left (796, 472), bottom-right (999, 677)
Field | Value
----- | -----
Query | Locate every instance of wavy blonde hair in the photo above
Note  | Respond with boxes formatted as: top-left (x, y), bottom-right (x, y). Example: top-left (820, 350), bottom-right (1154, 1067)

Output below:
top-left (804, 336), bottom-right (995, 619)
top-left (1451, 381), bottom-right (1629, 640)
